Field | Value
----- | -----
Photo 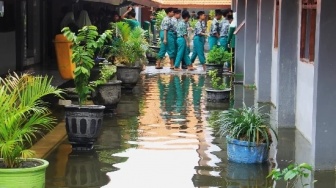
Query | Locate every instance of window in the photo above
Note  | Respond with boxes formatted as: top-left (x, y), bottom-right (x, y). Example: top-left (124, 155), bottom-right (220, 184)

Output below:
top-left (300, 0), bottom-right (317, 63)
top-left (274, 0), bottom-right (279, 48)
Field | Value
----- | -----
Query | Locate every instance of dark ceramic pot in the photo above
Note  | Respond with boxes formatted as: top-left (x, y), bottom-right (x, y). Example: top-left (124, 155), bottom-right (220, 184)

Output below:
top-left (92, 80), bottom-right (122, 110)
top-left (206, 63), bottom-right (224, 75)
top-left (64, 105), bottom-right (105, 151)
top-left (205, 88), bottom-right (231, 102)
top-left (116, 66), bottom-right (141, 90)
top-left (146, 46), bottom-right (159, 65)
top-left (226, 136), bottom-right (269, 164)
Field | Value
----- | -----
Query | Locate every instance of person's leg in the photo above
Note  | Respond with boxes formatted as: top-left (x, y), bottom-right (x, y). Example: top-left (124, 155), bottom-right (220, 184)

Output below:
top-left (167, 32), bottom-right (176, 69)
top-left (190, 36), bottom-right (199, 64)
top-left (157, 30), bottom-right (167, 68)
top-left (174, 37), bottom-right (186, 70)
top-left (219, 37), bottom-right (228, 51)
top-left (197, 36), bottom-right (206, 71)
top-left (208, 36), bottom-right (218, 51)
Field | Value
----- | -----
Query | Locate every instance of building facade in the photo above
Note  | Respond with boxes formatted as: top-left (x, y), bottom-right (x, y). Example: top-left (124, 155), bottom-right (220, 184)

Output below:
top-left (233, 0), bottom-right (336, 171)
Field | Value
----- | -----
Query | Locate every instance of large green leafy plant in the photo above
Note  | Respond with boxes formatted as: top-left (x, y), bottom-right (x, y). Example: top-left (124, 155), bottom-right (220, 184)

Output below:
top-left (62, 26), bottom-right (112, 105)
top-left (208, 70), bottom-right (229, 90)
top-left (207, 46), bottom-right (232, 65)
top-left (211, 105), bottom-right (277, 146)
top-left (110, 22), bottom-right (149, 67)
top-left (0, 73), bottom-right (63, 168)
top-left (155, 10), bottom-right (167, 28)
top-left (90, 61), bottom-right (116, 87)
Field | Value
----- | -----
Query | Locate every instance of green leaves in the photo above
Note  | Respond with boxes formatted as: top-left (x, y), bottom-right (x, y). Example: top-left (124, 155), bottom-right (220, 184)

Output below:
top-left (62, 25), bottom-right (112, 105)
top-left (207, 46), bottom-right (232, 65)
top-left (211, 104), bottom-right (277, 146)
top-left (268, 163), bottom-right (316, 188)
top-left (208, 70), bottom-right (227, 90)
top-left (0, 73), bottom-right (63, 168)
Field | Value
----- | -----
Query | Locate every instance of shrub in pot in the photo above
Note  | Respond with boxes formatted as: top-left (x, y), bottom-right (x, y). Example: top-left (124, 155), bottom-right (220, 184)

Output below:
top-left (205, 70), bottom-right (231, 103)
top-left (0, 73), bottom-right (63, 188)
top-left (62, 25), bottom-right (112, 151)
top-left (211, 105), bottom-right (277, 163)
top-left (109, 22), bottom-right (149, 90)
top-left (206, 46), bottom-right (232, 75)
top-left (91, 61), bottom-right (122, 111)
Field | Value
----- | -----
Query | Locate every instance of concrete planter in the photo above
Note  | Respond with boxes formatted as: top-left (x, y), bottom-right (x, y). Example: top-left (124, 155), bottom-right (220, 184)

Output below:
top-left (205, 88), bottom-right (231, 102)
top-left (206, 63), bottom-right (224, 75)
top-left (226, 136), bottom-right (269, 164)
top-left (92, 80), bottom-right (122, 110)
top-left (0, 158), bottom-right (49, 188)
top-left (64, 105), bottom-right (105, 151)
top-left (146, 46), bottom-right (159, 65)
top-left (116, 66), bottom-right (141, 90)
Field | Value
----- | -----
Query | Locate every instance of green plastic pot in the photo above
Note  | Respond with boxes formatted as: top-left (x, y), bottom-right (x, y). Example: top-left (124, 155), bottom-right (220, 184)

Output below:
top-left (0, 158), bottom-right (49, 188)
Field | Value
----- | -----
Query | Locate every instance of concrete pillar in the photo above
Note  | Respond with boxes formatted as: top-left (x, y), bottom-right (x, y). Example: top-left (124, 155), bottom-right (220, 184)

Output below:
top-left (232, 0), bottom-right (237, 11)
top-left (234, 0), bottom-right (245, 81)
top-left (243, 0), bottom-right (258, 85)
top-left (256, 0), bottom-right (274, 102)
top-left (276, 0), bottom-right (299, 127)
top-left (313, 0), bottom-right (336, 170)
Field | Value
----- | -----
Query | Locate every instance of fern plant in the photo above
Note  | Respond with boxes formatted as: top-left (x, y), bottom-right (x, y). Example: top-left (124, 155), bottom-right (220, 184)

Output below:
top-left (210, 105), bottom-right (277, 147)
top-left (0, 73), bottom-right (63, 168)
top-left (62, 25), bottom-right (112, 105)
top-left (208, 70), bottom-right (228, 90)
top-left (90, 61), bottom-right (116, 87)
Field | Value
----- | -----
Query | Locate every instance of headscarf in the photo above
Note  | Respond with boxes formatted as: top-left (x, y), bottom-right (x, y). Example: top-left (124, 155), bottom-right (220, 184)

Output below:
top-left (230, 12), bottom-right (237, 27)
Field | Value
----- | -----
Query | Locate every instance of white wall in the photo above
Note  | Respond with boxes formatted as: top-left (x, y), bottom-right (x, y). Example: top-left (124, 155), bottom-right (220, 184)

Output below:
top-left (295, 62), bottom-right (314, 143)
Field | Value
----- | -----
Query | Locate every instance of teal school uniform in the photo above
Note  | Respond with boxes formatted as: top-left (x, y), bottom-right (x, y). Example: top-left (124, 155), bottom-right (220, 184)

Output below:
top-left (191, 21), bottom-right (206, 64)
top-left (124, 19), bottom-right (140, 30)
top-left (219, 19), bottom-right (230, 50)
top-left (208, 18), bottom-right (220, 50)
top-left (158, 16), bottom-right (177, 59)
top-left (174, 20), bottom-right (191, 68)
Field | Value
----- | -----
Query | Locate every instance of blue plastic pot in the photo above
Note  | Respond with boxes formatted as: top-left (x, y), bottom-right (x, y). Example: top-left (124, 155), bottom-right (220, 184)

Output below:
top-left (226, 136), bottom-right (269, 163)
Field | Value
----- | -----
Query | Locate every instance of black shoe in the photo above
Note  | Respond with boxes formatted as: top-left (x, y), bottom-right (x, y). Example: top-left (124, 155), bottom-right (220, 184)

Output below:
top-left (181, 65), bottom-right (188, 69)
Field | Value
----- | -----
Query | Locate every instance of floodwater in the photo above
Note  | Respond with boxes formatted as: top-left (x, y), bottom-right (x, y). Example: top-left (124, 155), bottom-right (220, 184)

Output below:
top-left (45, 74), bottom-right (335, 188)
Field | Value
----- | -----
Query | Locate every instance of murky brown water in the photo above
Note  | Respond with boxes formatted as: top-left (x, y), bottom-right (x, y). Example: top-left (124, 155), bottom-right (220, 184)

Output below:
top-left (45, 74), bottom-right (335, 188)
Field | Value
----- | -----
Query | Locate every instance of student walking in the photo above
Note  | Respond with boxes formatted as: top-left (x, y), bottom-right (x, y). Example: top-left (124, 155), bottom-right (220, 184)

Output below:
top-left (219, 9), bottom-right (231, 50)
top-left (190, 11), bottom-right (207, 71)
top-left (174, 10), bottom-right (195, 71)
top-left (208, 9), bottom-right (223, 50)
top-left (156, 8), bottom-right (176, 69)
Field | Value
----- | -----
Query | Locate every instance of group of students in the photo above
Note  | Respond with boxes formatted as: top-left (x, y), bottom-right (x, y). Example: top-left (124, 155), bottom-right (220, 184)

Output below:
top-left (155, 8), bottom-right (234, 72)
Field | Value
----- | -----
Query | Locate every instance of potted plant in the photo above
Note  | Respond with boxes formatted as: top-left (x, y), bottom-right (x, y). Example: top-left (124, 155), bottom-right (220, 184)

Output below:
top-left (0, 73), bottom-right (63, 188)
top-left (62, 25), bottom-right (112, 151)
top-left (205, 70), bottom-right (232, 102)
top-left (91, 61), bottom-right (122, 111)
top-left (211, 105), bottom-right (277, 163)
top-left (110, 22), bottom-right (149, 90)
top-left (206, 46), bottom-right (232, 76)
top-left (146, 46), bottom-right (160, 65)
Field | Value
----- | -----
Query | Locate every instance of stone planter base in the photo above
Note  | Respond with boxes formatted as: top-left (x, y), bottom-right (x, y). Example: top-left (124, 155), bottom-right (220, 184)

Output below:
top-left (65, 105), bottom-right (105, 151)
top-left (116, 66), bottom-right (141, 90)
top-left (205, 88), bottom-right (231, 102)
top-left (92, 80), bottom-right (122, 111)
top-left (226, 136), bottom-right (269, 164)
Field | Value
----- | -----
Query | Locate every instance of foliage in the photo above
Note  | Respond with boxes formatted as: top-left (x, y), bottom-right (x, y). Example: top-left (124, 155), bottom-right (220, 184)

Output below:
top-left (268, 163), bottom-right (316, 188)
top-left (0, 73), bottom-right (63, 168)
top-left (210, 105), bottom-right (277, 146)
top-left (62, 26), bottom-right (112, 105)
top-left (209, 10), bottom-right (215, 20)
top-left (90, 61), bottom-right (116, 87)
top-left (208, 70), bottom-right (228, 90)
top-left (109, 23), bottom-right (149, 67)
top-left (207, 46), bottom-right (232, 65)
top-left (189, 18), bottom-right (198, 29)
top-left (155, 10), bottom-right (167, 28)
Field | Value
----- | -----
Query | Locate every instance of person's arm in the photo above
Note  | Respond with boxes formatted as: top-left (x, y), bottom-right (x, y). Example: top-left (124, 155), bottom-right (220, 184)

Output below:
top-left (121, 7), bottom-right (132, 19)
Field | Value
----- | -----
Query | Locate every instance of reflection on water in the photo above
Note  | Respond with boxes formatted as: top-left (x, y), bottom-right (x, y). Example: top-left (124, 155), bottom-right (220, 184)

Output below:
top-left (46, 74), bottom-right (329, 188)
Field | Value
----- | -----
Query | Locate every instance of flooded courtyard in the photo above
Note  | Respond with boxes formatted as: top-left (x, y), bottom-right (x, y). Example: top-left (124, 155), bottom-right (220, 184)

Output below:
top-left (45, 74), bottom-right (335, 188)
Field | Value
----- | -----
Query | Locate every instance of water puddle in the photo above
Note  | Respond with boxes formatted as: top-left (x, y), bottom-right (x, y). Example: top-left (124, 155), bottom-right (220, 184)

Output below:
top-left (45, 74), bottom-right (334, 188)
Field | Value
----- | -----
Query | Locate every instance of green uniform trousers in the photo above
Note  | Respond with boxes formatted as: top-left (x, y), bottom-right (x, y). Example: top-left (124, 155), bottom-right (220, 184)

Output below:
top-left (174, 37), bottom-right (191, 68)
top-left (219, 36), bottom-right (228, 51)
top-left (208, 36), bottom-right (218, 51)
top-left (191, 35), bottom-right (206, 64)
top-left (158, 30), bottom-right (176, 59)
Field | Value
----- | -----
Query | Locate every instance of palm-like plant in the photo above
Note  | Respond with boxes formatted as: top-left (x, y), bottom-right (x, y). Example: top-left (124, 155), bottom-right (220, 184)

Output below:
top-left (155, 10), bottom-right (167, 28)
top-left (211, 105), bottom-right (277, 146)
top-left (0, 73), bottom-right (63, 168)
